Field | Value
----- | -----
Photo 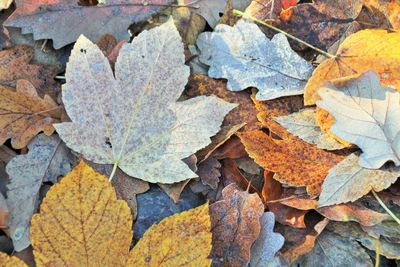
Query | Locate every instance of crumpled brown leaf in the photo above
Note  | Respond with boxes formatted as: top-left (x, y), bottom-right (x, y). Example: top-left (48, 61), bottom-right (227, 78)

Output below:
top-left (210, 183), bottom-right (264, 266)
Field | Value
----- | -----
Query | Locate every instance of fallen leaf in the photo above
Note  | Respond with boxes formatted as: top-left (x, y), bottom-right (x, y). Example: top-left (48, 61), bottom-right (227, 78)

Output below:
top-left (249, 212), bottom-right (285, 267)
top-left (54, 19), bottom-right (236, 183)
top-left (275, 108), bottom-right (346, 150)
top-left (0, 80), bottom-right (61, 149)
top-left (186, 74), bottom-right (262, 131)
top-left (184, 0), bottom-right (251, 28)
top-left (317, 71), bottom-right (400, 169)
top-left (363, 0), bottom-right (400, 31)
top-left (294, 230), bottom-right (373, 267)
top-left (127, 203), bottom-right (212, 266)
top-left (238, 130), bottom-right (344, 196)
top-left (0, 192), bottom-right (8, 229)
top-left (0, 0), bottom-right (12, 11)
top-left (211, 136), bottom-right (247, 160)
top-left (276, 218), bottom-right (329, 264)
top-left (197, 157), bottom-right (221, 189)
top-left (222, 158), bottom-right (258, 193)
top-left (5, 0), bottom-right (175, 49)
top-left (158, 180), bottom-right (191, 204)
top-left (304, 29), bottom-right (400, 105)
top-left (319, 153), bottom-right (400, 207)
top-left (30, 161), bottom-right (132, 266)
top-left (245, 0), bottom-right (297, 20)
top-left (6, 134), bottom-right (72, 251)
top-left (196, 19), bottom-right (313, 101)
top-left (362, 221), bottom-right (400, 243)
top-left (0, 252), bottom-right (27, 267)
top-left (210, 183), bottom-right (264, 266)
top-left (0, 45), bottom-right (59, 98)
top-left (328, 221), bottom-right (400, 260)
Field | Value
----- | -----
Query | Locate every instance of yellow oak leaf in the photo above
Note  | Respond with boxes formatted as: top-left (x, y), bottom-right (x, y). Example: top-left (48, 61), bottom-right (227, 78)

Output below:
top-left (304, 29), bottom-right (400, 106)
top-left (0, 252), bottom-right (27, 267)
top-left (126, 203), bottom-right (212, 267)
top-left (30, 161), bottom-right (132, 267)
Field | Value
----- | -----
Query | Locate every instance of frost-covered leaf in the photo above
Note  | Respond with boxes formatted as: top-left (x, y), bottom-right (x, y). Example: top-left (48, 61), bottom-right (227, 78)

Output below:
top-left (184, 0), bottom-right (251, 28)
top-left (249, 212), bottom-right (285, 267)
top-left (54, 19), bottom-right (236, 183)
top-left (318, 153), bottom-right (400, 207)
top-left (317, 71), bottom-right (400, 169)
top-left (196, 19), bottom-right (313, 100)
top-left (6, 134), bottom-right (72, 251)
top-left (275, 108), bottom-right (346, 150)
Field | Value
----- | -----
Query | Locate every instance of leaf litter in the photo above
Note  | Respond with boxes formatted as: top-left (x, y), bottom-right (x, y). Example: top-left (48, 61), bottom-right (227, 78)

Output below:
top-left (1, 0), bottom-right (400, 266)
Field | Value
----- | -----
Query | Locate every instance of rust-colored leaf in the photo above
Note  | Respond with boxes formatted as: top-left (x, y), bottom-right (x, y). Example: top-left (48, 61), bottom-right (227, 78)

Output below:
top-left (209, 183), bottom-right (264, 267)
top-left (211, 136), bottom-right (247, 160)
top-left (126, 203), bottom-right (212, 266)
top-left (238, 130), bottom-right (344, 196)
top-left (363, 0), bottom-right (400, 31)
top-left (0, 80), bottom-right (61, 149)
top-left (222, 159), bottom-right (258, 193)
top-left (30, 161), bottom-right (133, 266)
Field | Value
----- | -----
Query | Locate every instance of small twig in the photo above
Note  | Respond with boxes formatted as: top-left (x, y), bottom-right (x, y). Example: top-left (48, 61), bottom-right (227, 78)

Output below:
top-left (375, 239), bottom-right (380, 267)
top-left (371, 190), bottom-right (400, 225)
top-left (233, 9), bottom-right (336, 59)
top-left (55, 75), bottom-right (66, 80)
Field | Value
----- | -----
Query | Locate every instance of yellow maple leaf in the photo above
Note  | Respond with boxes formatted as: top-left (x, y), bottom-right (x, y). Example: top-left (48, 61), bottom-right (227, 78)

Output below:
top-left (0, 252), bottom-right (27, 267)
top-left (304, 29), bottom-right (400, 106)
top-left (30, 161), bottom-right (133, 267)
top-left (126, 202), bottom-right (212, 267)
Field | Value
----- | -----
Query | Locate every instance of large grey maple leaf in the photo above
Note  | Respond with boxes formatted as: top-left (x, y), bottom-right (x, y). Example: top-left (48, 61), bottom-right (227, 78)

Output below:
top-left (196, 19), bottom-right (313, 100)
top-left (54, 19), bottom-right (236, 183)
top-left (317, 71), bottom-right (400, 169)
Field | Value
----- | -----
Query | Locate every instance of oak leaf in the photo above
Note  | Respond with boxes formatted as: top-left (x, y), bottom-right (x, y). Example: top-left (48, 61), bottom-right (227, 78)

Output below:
top-left (0, 80), bottom-right (61, 149)
top-left (304, 29), bottom-right (400, 105)
top-left (0, 252), bottom-right (27, 267)
top-left (54, 19), bottom-right (236, 183)
top-left (30, 161), bottom-right (133, 266)
top-left (209, 183), bottom-right (264, 266)
top-left (5, 0), bottom-right (175, 49)
top-left (126, 203), bottom-right (212, 266)
top-left (196, 19), bottom-right (313, 101)
top-left (317, 71), bottom-right (400, 169)
top-left (6, 134), bottom-right (72, 252)
top-left (318, 153), bottom-right (400, 207)
top-left (238, 130), bottom-right (344, 196)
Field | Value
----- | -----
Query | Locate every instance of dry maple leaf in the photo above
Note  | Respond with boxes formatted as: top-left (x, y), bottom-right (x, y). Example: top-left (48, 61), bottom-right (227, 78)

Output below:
top-left (318, 153), bottom-right (400, 207)
top-left (0, 80), bottom-right (61, 149)
top-left (317, 71), bottom-right (400, 169)
top-left (4, 0), bottom-right (175, 49)
top-left (196, 19), bottom-right (313, 101)
top-left (238, 130), bottom-right (344, 196)
top-left (126, 203), bottom-right (212, 266)
top-left (304, 29), bottom-right (400, 106)
top-left (6, 134), bottom-right (72, 252)
top-left (30, 161), bottom-right (133, 266)
top-left (209, 183), bottom-right (264, 266)
top-left (54, 19), bottom-right (236, 183)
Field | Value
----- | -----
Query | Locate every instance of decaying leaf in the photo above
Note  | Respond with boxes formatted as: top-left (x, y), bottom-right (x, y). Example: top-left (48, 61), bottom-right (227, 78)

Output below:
top-left (127, 203), bottom-right (212, 266)
top-left (0, 80), bottom-right (61, 149)
top-left (0, 252), bottom-right (27, 267)
top-left (275, 108), bottom-right (346, 150)
top-left (30, 161), bottom-right (132, 266)
top-left (238, 130), bottom-right (344, 196)
top-left (0, 45), bottom-right (59, 98)
top-left (363, 0), bottom-right (400, 31)
top-left (54, 20), bottom-right (236, 183)
top-left (196, 19), bottom-right (313, 100)
top-left (245, 0), bottom-right (298, 20)
top-left (184, 0), bottom-right (251, 28)
top-left (249, 212), bottom-right (285, 267)
top-left (319, 153), bottom-right (400, 207)
top-left (317, 71), bottom-right (400, 169)
top-left (197, 157), bottom-right (221, 190)
top-left (210, 183), bottom-right (264, 266)
top-left (6, 134), bottom-right (72, 252)
top-left (0, 192), bottom-right (8, 229)
top-left (305, 29), bottom-right (400, 105)
top-left (5, 0), bottom-right (175, 49)
top-left (186, 74), bottom-right (261, 131)
top-left (295, 231), bottom-right (373, 267)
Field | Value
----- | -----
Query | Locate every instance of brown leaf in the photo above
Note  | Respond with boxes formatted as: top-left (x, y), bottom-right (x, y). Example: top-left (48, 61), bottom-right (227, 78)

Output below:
top-left (197, 157), bottom-right (221, 190)
top-left (186, 74), bottom-right (261, 131)
top-left (158, 180), bottom-right (191, 204)
top-left (222, 159), bottom-right (258, 193)
top-left (210, 183), bottom-right (264, 266)
top-left (0, 192), bottom-right (8, 229)
top-left (0, 45), bottom-right (59, 99)
top-left (0, 80), bottom-right (61, 149)
top-left (363, 0), bottom-right (400, 31)
top-left (238, 130), bottom-right (344, 196)
top-left (211, 136), bottom-right (247, 160)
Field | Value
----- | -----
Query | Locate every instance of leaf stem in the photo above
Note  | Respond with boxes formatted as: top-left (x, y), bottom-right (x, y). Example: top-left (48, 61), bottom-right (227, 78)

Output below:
top-left (375, 240), bottom-right (380, 267)
top-left (109, 162), bottom-right (118, 182)
top-left (232, 9), bottom-right (336, 59)
top-left (371, 190), bottom-right (400, 225)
